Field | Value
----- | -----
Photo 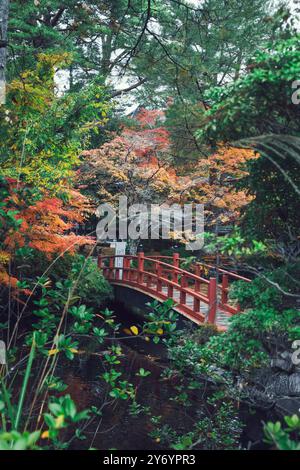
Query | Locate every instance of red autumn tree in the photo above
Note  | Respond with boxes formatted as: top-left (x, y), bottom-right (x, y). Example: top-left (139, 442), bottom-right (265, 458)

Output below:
top-left (78, 108), bottom-right (196, 252)
top-left (0, 178), bottom-right (93, 289)
top-left (79, 107), bottom-right (184, 208)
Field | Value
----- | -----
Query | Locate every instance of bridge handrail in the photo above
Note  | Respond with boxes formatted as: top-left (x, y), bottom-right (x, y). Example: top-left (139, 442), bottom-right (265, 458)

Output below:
top-left (98, 254), bottom-right (210, 284)
top-left (148, 255), bottom-right (251, 283)
top-left (143, 254), bottom-right (251, 282)
top-left (98, 253), bottom-right (248, 323)
top-left (125, 267), bottom-right (210, 304)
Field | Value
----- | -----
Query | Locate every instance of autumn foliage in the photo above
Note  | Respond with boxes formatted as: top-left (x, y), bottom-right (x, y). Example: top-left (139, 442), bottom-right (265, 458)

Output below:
top-left (79, 109), bottom-right (258, 234)
top-left (190, 145), bottom-right (258, 225)
top-left (0, 177), bottom-right (93, 289)
top-left (79, 108), bottom-right (186, 207)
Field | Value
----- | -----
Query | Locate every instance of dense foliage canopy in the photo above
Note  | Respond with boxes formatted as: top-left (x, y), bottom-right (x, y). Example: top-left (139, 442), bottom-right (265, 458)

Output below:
top-left (0, 0), bottom-right (299, 453)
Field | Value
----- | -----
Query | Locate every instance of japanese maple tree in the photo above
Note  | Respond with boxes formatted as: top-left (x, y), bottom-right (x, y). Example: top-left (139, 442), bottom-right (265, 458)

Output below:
top-left (0, 177), bottom-right (93, 289)
top-left (190, 145), bottom-right (258, 228)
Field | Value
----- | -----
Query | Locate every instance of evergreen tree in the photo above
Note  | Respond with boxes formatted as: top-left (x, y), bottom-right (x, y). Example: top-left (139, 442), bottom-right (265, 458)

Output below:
top-left (8, 0), bottom-right (286, 101)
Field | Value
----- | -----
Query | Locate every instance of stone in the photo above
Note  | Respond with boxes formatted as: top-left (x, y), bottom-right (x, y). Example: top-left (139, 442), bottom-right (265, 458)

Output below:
top-left (288, 373), bottom-right (300, 396)
top-left (271, 357), bottom-right (293, 373)
top-left (275, 397), bottom-right (300, 417)
top-left (252, 367), bottom-right (273, 387)
top-left (262, 373), bottom-right (290, 396)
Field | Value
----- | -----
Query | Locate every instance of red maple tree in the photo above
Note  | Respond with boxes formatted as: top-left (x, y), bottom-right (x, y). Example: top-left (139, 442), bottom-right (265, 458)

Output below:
top-left (0, 178), bottom-right (93, 289)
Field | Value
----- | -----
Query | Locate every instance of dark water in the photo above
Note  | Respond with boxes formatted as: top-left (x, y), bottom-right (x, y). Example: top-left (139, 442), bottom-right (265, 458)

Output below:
top-left (59, 302), bottom-right (270, 450)
top-left (64, 346), bottom-right (188, 449)
top-left (63, 324), bottom-right (200, 448)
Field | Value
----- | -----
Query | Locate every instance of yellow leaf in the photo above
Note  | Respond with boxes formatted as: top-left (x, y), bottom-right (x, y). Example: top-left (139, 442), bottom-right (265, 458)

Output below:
top-left (55, 414), bottom-right (65, 429)
top-left (145, 336), bottom-right (150, 342)
top-left (48, 348), bottom-right (59, 356)
top-left (130, 326), bottom-right (139, 336)
top-left (156, 328), bottom-right (164, 335)
top-left (41, 430), bottom-right (49, 439)
top-left (69, 348), bottom-right (78, 354)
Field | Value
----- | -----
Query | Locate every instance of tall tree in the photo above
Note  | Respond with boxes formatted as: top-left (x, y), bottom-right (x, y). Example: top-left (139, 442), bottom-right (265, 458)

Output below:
top-left (0, 0), bottom-right (9, 103)
top-left (8, 0), bottom-right (285, 101)
top-left (190, 145), bottom-right (257, 228)
top-left (78, 108), bottom-right (196, 252)
top-left (0, 53), bottom-right (110, 190)
top-left (195, 36), bottom-right (300, 253)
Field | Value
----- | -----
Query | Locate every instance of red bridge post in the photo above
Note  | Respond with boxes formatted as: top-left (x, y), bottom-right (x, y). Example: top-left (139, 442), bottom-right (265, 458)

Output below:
top-left (138, 252), bottom-right (144, 284)
top-left (194, 265), bottom-right (201, 313)
top-left (157, 263), bottom-right (163, 292)
top-left (207, 277), bottom-right (217, 324)
top-left (180, 274), bottom-right (187, 305)
top-left (123, 256), bottom-right (129, 281)
top-left (109, 257), bottom-right (114, 280)
top-left (172, 253), bottom-right (179, 284)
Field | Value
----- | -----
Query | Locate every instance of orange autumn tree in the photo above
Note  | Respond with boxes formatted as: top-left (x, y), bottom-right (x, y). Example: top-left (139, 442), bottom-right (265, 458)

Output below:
top-left (189, 145), bottom-right (258, 228)
top-left (78, 108), bottom-right (196, 252)
top-left (79, 137), bottom-right (181, 207)
top-left (122, 108), bottom-right (170, 165)
top-left (79, 107), bottom-right (186, 207)
top-left (0, 177), bottom-right (93, 289)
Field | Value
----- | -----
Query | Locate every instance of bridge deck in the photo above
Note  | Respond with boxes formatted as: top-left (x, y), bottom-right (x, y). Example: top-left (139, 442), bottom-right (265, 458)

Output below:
top-left (162, 287), bottom-right (229, 328)
top-left (157, 286), bottom-right (230, 328)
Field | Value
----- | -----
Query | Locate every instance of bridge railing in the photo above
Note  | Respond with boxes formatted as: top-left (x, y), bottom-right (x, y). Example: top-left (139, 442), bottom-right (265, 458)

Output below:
top-left (136, 254), bottom-right (251, 315)
top-left (98, 253), bottom-right (251, 324)
top-left (192, 261), bottom-right (251, 315)
top-left (98, 253), bottom-right (221, 324)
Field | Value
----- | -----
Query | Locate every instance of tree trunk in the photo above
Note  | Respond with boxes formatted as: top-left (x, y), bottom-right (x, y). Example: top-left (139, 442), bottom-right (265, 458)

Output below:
top-left (0, 0), bottom-right (9, 104)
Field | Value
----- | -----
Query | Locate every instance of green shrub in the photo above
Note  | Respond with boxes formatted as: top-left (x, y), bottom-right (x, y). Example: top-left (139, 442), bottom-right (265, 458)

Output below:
top-left (168, 308), bottom-right (292, 376)
top-left (230, 279), bottom-right (282, 310)
top-left (230, 263), bottom-right (300, 311)
top-left (69, 255), bottom-right (113, 309)
top-left (16, 249), bottom-right (77, 281)
top-left (172, 396), bottom-right (243, 450)
top-left (190, 323), bottom-right (219, 345)
top-left (200, 307), bottom-right (299, 371)
top-left (264, 415), bottom-right (300, 450)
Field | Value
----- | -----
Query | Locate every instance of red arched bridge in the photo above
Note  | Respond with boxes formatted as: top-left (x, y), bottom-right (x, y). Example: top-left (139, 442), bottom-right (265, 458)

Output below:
top-left (98, 253), bottom-right (251, 330)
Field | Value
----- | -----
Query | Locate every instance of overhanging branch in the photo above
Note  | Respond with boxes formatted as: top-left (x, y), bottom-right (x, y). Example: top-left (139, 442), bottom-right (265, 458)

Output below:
top-left (111, 77), bottom-right (147, 97)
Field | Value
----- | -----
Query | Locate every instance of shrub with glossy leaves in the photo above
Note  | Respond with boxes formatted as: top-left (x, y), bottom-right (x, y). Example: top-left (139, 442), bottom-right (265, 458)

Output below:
top-left (69, 255), bottom-right (113, 309)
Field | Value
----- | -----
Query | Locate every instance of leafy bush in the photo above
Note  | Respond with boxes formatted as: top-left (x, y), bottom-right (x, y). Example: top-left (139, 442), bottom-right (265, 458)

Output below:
top-left (143, 299), bottom-right (178, 344)
top-left (230, 279), bottom-right (282, 311)
top-left (230, 263), bottom-right (300, 311)
top-left (190, 323), bottom-right (219, 345)
top-left (264, 415), bottom-right (300, 450)
top-left (69, 255), bottom-right (113, 309)
top-left (172, 395), bottom-right (243, 450)
top-left (167, 336), bottom-right (208, 377)
top-left (149, 391), bottom-right (243, 450)
top-left (200, 307), bottom-right (299, 371)
top-left (16, 249), bottom-right (76, 281)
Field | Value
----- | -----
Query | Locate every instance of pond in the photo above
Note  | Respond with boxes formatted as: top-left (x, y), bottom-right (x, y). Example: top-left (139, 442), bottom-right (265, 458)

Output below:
top-left (58, 302), bottom-right (271, 450)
